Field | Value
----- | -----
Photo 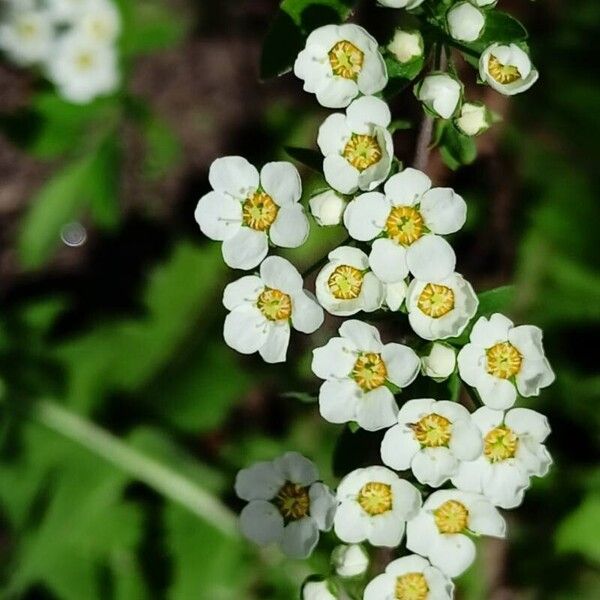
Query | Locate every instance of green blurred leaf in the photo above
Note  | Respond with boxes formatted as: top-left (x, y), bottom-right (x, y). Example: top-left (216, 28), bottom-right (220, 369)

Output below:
top-left (142, 113), bottom-right (182, 180)
top-left (556, 494), bottom-right (600, 563)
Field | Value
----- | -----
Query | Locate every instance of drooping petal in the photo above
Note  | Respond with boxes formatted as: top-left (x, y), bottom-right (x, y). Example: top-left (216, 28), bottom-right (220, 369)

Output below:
top-left (260, 162), bottom-right (302, 206)
top-left (407, 235), bottom-right (456, 281)
top-left (195, 191), bottom-right (242, 241)
top-left (382, 343), bottom-right (420, 388)
top-left (369, 238), bottom-right (409, 283)
top-left (222, 227), bottom-right (269, 270)
top-left (259, 322), bottom-right (290, 364)
top-left (223, 306), bottom-right (269, 354)
top-left (208, 156), bottom-right (259, 199)
top-left (269, 204), bottom-right (310, 248)
top-left (239, 500), bottom-right (284, 545)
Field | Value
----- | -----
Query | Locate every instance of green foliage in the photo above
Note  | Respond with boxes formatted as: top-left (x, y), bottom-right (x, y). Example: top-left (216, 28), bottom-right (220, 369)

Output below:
top-left (556, 494), bottom-right (600, 564)
top-left (436, 121), bottom-right (477, 170)
top-left (384, 54), bottom-right (425, 98)
top-left (285, 146), bottom-right (324, 173)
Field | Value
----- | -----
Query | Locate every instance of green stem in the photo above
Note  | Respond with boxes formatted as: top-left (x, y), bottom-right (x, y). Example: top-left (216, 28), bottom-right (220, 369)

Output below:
top-left (32, 400), bottom-right (238, 538)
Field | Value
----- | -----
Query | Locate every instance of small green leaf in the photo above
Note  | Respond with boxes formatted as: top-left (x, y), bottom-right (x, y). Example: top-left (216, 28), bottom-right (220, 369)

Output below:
top-left (477, 285), bottom-right (515, 316)
top-left (285, 146), bottom-right (323, 172)
top-left (437, 122), bottom-right (477, 170)
top-left (556, 494), bottom-right (600, 563)
top-left (384, 54), bottom-right (425, 98)
top-left (389, 119), bottom-right (413, 133)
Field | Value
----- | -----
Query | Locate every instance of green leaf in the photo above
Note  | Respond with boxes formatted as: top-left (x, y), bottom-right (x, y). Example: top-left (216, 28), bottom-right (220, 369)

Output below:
top-left (384, 54), bottom-right (425, 98)
top-left (477, 285), bottom-right (515, 316)
top-left (556, 494), bottom-right (600, 563)
top-left (459, 12), bottom-right (529, 55)
top-left (142, 113), bottom-right (182, 180)
top-left (437, 122), bottom-right (477, 170)
top-left (285, 146), bottom-right (324, 172)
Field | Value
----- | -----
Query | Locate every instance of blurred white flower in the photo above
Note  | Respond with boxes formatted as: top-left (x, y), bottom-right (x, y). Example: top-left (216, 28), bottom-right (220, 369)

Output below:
top-left (235, 452), bottom-right (336, 559)
top-left (452, 406), bottom-right (552, 508)
top-left (47, 0), bottom-right (92, 23)
top-left (334, 466), bottom-right (421, 547)
top-left (312, 320), bottom-right (420, 431)
top-left (407, 489), bottom-right (506, 577)
top-left (195, 157), bottom-right (309, 270)
top-left (387, 29), bottom-right (423, 63)
top-left (76, 0), bottom-right (121, 44)
top-left (294, 24), bottom-right (387, 108)
top-left (421, 343), bottom-right (456, 379)
top-left (344, 168), bottom-right (467, 282)
top-left (381, 398), bottom-right (482, 487)
top-left (223, 256), bottom-right (323, 363)
top-left (455, 101), bottom-right (491, 136)
top-left (447, 2), bottom-right (485, 43)
top-left (0, 8), bottom-right (53, 66)
top-left (406, 272), bottom-right (478, 340)
top-left (479, 43), bottom-right (539, 95)
top-left (416, 73), bottom-right (462, 119)
top-left (331, 544), bottom-right (369, 578)
top-left (309, 190), bottom-right (347, 226)
top-left (317, 96), bottom-right (393, 194)
top-left (457, 313), bottom-right (555, 409)
top-left (302, 580), bottom-right (338, 600)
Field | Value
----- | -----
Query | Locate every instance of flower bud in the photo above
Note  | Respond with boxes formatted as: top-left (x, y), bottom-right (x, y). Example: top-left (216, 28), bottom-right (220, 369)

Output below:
top-left (421, 343), bottom-right (456, 379)
top-left (332, 544), bottom-right (369, 578)
top-left (447, 2), bottom-right (485, 42)
top-left (387, 29), bottom-right (424, 64)
top-left (455, 102), bottom-right (491, 136)
top-left (309, 190), bottom-right (346, 226)
top-left (416, 73), bottom-right (462, 119)
top-left (302, 580), bottom-right (338, 600)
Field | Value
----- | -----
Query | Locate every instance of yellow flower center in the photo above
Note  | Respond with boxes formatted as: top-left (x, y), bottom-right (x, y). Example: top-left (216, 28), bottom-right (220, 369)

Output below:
top-left (351, 352), bottom-right (387, 391)
top-left (327, 265), bottom-right (364, 300)
top-left (484, 426), bottom-right (519, 463)
top-left (486, 342), bottom-right (523, 379)
top-left (395, 573), bottom-right (429, 600)
top-left (417, 284), bottom-right (455, 318)
top-left (75, 52), bottom-right (95, 70)
top-left (434, 500), bottom-right (469, 534)
top-left (275, 482), bottom-right (310, 522)
top-left (242, 191), bottom-right (279, 231)
top-left (411, 413), bottom-right (452, 448)
top-left (256, 288), bottom-right (292, 321)
top-left (488, 55), bottom-right (522, 84)
top-left (358, 482), bottom-right (393, 516)
top-left (385, 206), bottom-right (426, 246)
top-left (343, 134), bottom-right (382, 172)
top-left (17, 21), bottom-right (38, 39)
top-left (328, 40), bottom-right (364, 80)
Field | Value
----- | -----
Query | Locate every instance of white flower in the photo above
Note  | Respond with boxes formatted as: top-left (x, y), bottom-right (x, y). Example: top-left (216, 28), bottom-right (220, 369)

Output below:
top-left (384, 280), bottom-right (408, 311)
top-left (309, 190), bottom-right (347, 226)
top-left (235, 452), bottom-right (336, 559)
top-left (47, 0), bottom-right (92, 23)
top-left (223, 256), bottom-right (323, 363)
top-left (0, 8), bottom-right (53, 67)
top-left (381, 398), bottom-right (482, 487)
top-left (406, 272), bottom-right (478, 340)
top-left (315, 247), bottom-right (384, 316)
top-left (416, 73), bottom-right (462, 119)
top-left (421, 343), bottom-right (456, 380)
top-left (195, 157), bottom-right (310, 270)
top-left (457, 313), bottom-right (555, 409)
top-left (378, 0), bottom-right (426, 8)
top-left (334, 466), bottom-right (421, 547)
top-left (455, 101), bottom-right (491, 136)
top-left (447, 2), bottom-right (485, 43)
top-left (473, 0), bottom-right (497, 7)
top-left (294, 24), bottom-right (387, 109)
top-left (479, 43), bottom-right (539, 95)
top-left (364, 554), bottom-right (454, 600)
top-left (76, 0), bottom-right (121, 44)
top-left (387, 29), bottom-right (423, 64)
top-left (452, 406), bottom-right (552, 508)
top-left (344, 168), bottom-right (467, 282)
top-left (406, 489), bottom-right (506, 577)
top-left (317, 96), bottom-right (393, 195)
top-left (331, 544), bottom-right (369, 578)
top-left (302, 580), bottom-right (338, 600)
top-left (46, 31), bottom-right (119, 103)
top-left (311, 320), bottom-right (420, 431)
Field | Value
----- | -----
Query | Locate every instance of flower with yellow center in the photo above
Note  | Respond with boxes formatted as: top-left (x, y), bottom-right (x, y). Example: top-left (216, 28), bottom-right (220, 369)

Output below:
top-left (242, 191), bottom-right (279, 231)
top-left (275, 482), bottom-right (311, 522)
top-left (484, 426), bottom-right (518, 463)
top-left (256, 288), bottom-right (292, 322)
top-left (358, 482), bottom-right (393, 516)
top-left (342, 134), bottom-right (382, 171)
top-left (80, 0), bottom-right (122, 44)
top-left (412, 413), bottom-right (452, 448)
top-left (434, 500), bottom-right (469, 534)
top-left (486, 341), bottom-right (523, 379)
top-left (395, 573), bottom-right (429, 600)
top-left (328, 40), bottom-right (364, 80)
top-left (480, 43), bottom-right (539, 96)
top-left (417, 284), bottom-right (455, 318)
top-left (385, 206), bottom-right (425, 246)
top-left (327, 265), bottom-right (364, 300)
top-left (0, 10), bottom-right (53, 67)
top-left (352, 352), bottom-right (388, 391)
top-left (488, 55), bottom-right (521, 84)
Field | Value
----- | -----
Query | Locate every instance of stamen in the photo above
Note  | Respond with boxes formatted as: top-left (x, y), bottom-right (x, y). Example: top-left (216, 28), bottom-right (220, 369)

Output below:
top-left (417, 284), bottom-right (455, 318)
top-left (328, 40), bottom-right (364, 80)
top-left (357, 482), bottom-right (393, 516)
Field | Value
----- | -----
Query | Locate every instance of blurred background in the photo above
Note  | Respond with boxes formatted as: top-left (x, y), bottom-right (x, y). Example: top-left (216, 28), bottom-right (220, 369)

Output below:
top-left (0, 0), bottom-right (599, 598)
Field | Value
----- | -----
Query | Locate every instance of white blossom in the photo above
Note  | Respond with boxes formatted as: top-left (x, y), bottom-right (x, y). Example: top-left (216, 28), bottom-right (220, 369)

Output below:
top-left (331, 544), bottom-right (369, 578)
top-left (312, 320), bottom-right (420, 431)
top-left (302, 580), bottom-right (338, 600)
top-left (416, 73), bottom-right (462, 119)
top-left (309, 190), bottom-right (347, 226)
top-left (378, 0), bottom-right (426, 8)
top-left (387, 29), bottom-right (423, 64)
top-left (479, 43), bottom-right (539, 95)
top-left (421, 343), bottom-right (456, 380)
top-left (223, 256), bottom-right (323, 363)
top-left (0, 8), bottom-right (53, 67)
top-left (455, 101), bottom-right (491, 136)
top-left (447, 2), bottom-right (485, 43)
top-left (75, 0), bottom-right (121, 44)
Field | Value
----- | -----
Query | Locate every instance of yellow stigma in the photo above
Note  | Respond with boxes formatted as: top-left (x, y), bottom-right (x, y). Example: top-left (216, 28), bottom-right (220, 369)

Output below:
top-left (417, 284), bottom-right (455, 318)
top-left (484, 426), bottom-right (519, 463)
top-left (328, 265), bottom-right (364, 300)
top-left (242, 191), bottom-right (279, 231)
top-left (328, 40), bottom-right (364, 80)
top-left (256, 288), bottom-right (292, 321)
top-left (486, 342), bottom-right (523, 379)
top-left (395, 573), bottom-right (429, 600)
top-left (488, 55), bottom-right (522, 84)
top-left (352, 352), bottom-right (387, 391)
top-left (385, 206), bottom-right (425, 246)
top-left (342, 134), bottom-right (382, 172)
top-left (411, 413), bottom-right (452, 448)
top-left (358, 482), bottom-right (393, 516)
top-left (275, 482), bottom-right (310, 522)
top-left (434, 500), bottom-right (469, 534)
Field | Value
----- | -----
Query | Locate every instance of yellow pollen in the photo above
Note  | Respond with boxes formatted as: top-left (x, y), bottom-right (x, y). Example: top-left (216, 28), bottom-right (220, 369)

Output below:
top-left (342, 134), bottom-right (382, 172)
top-left (275, 482), bottom-right (310, 522)
top-left (358, 482), bottom-right (393, 516)
top-left (256, 288), bottom-right (292, 321)
top-left (434, 500), bottom-right (469, 534)
top-left (17, 22), bottom-right (38, 39)
top-left (411, 413), bottom-right (452, 448)
top-left (488, 55), bottom-right (522, 84)
top-left (486, 342), bottom-right (523, 379)
top-left (328, 40), bottom-right (364, 80)
top-left (328, 265), bottom-right (364, 300)
top-left (395, 572), bottom-right (429, 600)
top-left (385, 206), bottom-right (425, 246)
top-left (351, 352), bottom-right (387, 391)
top-left (242, 191), bottom-right (279, 231)
top-left (75, 52), bottom-right (94, 70)
top-left (417, 284), bottom-right (455, 318)
top-left (484, 426), bottom-right (519, 463)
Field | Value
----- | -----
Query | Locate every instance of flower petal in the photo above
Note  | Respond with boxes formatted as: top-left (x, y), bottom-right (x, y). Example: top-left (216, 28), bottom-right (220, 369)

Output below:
top-left (328, 245), bottom-right (370, 269)
top-left (382, 343), bottom-right (420, 388)
top-left (315, 77), bottom-right (359, 109)
top-left (381, 425), bottom-right (420, 471)
top-left (222, 227), bottom-right (268, 270)
top-left (384, 168), bottom-right (431, 206)
top-left (319, 379), bottom-right (361, 424)
top-left (260, 255), bottom-right (303, 293)
top-left (312, 337), bottom-right (357, 380)
top-left (259, 322), bottom-right (290, 364)
top-left (223, 306), bottom-right (269, 354)
top-left (260, 162), bottom-right (302, 206)
top-left (478, 374), bottom-right (517, 410)
top-left (429, 534), bottom-right (475, 577)
top-left (407, 235), bottom-right (456, 281)
top-left (339, 319), bottom-right (383, 352)
top-left (291, 291), bottom-right (324, 333)
top-left (323, 154), bottom-right (360, 195)
top-left (195, 191), bottom-right (242, 240)
top-left (344, 192), bottom-right (389, 241)
top-left (239, 500), bottom-right (284, 545)
top-left (223, 276), bottom-right (264, 311)
top-left (411, 447), bottom-right (457, 487)
top-left (356, 386), bottom-right (398, 431)
top-left (281, 518), bottom-right (319, 558)
top-left (334, 500), bottom-right (368, 543)
top-left (269, 204), bottom-right (310, 248)
top-left (420, 188), bottom-right (466, 234)
top-left (449, 419), bottom-right (484, 461)
top-left (309, 483), bottom-right (337, 531)
top-left (318, 113), bottom-right (351, 155)
top-left (366, 511), bottom-right (405, 547)
top-left (361, 272), bottom-right (385, 312)
top-left (273, 451), bottom-right (319, 486)
top-left (369, 238), bottom-right (409, 283)
top-left (235, 461), bottom-right (284, 501)
top-left (469, 313), bottom-right (513, 348)
top-left (505, 408), bottom-right (550, 442)
top-left (209, 156), bottom-right (259, 199)
top-left (346, 95), bottom-right (391, 131)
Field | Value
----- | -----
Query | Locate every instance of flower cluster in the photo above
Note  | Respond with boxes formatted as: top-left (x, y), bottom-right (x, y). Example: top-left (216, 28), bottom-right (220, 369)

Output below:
top-left (194, 1), bottom-right (551, 597)
top-left (0, 0), bottom-right (120, 103)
